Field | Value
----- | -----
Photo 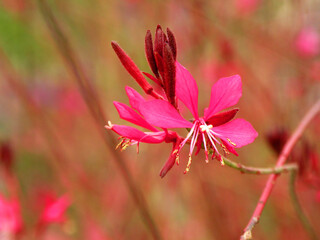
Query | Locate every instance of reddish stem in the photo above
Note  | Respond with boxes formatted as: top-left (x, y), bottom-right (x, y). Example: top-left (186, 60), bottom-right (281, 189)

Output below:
top-left (241, 99), bottom-right (320, 239)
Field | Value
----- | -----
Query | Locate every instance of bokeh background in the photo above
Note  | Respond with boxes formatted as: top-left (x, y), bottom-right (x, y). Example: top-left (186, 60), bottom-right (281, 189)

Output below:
top-left (0, 0), bottom-right (319, 239)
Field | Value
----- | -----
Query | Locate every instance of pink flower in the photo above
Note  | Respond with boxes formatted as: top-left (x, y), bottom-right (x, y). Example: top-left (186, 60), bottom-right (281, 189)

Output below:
top-left (0, 195), bottom-right (22, 235)
top-left (108, 26), bottom-right (258, 177)
top-left (295, 27), bottom-right (320, 58)
top-left (39, 194), bottom-right (71, 225)
top-left (138, 62), bottom-right (258, 173)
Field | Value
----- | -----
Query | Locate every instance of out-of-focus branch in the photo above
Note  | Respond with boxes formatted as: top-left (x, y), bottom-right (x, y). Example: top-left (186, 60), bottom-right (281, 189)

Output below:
top-left (289, 171), bottom-right (318, 240)
top-left (241, 99), bottom-right (320, 240)
top-left (37, 1), bottom-right (162, 239)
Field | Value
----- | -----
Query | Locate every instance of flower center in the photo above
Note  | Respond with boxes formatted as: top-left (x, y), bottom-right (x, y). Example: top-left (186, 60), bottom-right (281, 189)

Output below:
top-left (177, 118), bottom-right (229, 174)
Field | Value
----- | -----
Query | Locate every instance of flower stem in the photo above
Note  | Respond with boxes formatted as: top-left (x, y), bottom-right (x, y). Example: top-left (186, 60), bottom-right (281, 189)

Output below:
top-left (240, 98), bottom-right (320, 240)
top-left (289, 171), bottom-right (318, 240)
top-left (222, 157), bottom-right (298, 174)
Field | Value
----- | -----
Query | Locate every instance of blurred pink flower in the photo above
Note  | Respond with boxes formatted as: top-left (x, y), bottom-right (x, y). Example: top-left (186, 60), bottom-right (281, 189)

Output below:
top-left (235, 0), bottom-right (261, 16)
top-left (39, 194), bottom-right (71, 225)
top-left (139, 62), bottom-right (258, 173)
top-left (295, 27), bottom-right (320, 58)
top-left (58, 88), bottom-right (85, 115)
top-left (0, 195), bottom-right (22, 235)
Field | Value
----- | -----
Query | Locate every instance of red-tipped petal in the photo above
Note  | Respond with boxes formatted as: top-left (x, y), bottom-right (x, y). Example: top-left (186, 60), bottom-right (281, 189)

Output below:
top-left (204, 75), bottom-right (242, 120)
top-left (139, 100), bottom-right (193, 129)
top-left (212, 118), bottom-right (258, 148)
top-left (175, 62), bottom-right (199, 118)
top-left (113, 101), bottom-right (157, 131)
top-left (206, 108), bottom-right (239, 127)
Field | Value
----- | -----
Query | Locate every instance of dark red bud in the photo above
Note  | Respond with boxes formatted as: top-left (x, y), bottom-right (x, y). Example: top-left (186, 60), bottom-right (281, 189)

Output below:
top-left (163, 43), bottom-right (176, 107)
top-left (266, 128), bottom-right (289, 154)
top-left (166, 28), bottom-right (177, 60)
top-left (220, 39), bottom-right (234, 61)
top-left (206, 108), bottom-right (239, 127)
top-left (154, 51), bottom-right (165, 82)
top-left (1, 142), bottom-right (13, 171)
top-left (154, 25), bottom-right (165, 58)
top-left (145, 30), bottom-right (159, 78)
top-left (111, 41), bottom-right (157, 97)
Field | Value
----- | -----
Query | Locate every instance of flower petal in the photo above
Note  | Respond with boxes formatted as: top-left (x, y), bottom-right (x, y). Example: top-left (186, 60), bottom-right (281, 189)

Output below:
top-left (206, 108), bottom-right (239, 127)
top-left (139, 99), bottom-right (193, 129)
top-left (221, 139), bottom-right (238, 156)
top-left (159, 140), bottom-right (181, 178)
top-left (113, 101), bottom-right (157, 131)
top-left (109, 124), bottom-right (166, 143)
top-left (204, 75), bottom-right (242, 120)
top-left (212, 118), bottom-right (258, 148)
top-left (125, 86), bottom-right (145, 111)
top-left (175, 62), bottom-right (199, 118)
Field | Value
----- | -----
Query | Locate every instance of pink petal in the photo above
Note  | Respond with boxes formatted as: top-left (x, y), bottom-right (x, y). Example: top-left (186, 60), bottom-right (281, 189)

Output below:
top-left (175, 62), bottom-right (199, 118)
top-left (109, 124), bottom-right (166, 143)
top-left (204, 75), bottom-right (242, 120)
top-left (221, 139), bottom-right (238, 156)
top-left (125, 86), bottom-right (145, 111)
top-left (139, 100), bottom-right (193, 129)
top-left (159, 140), bottom-right (181, 178)
top-left (212, 118), bottom-right (258, 148)
top-left (113, 101), bottom-right (157, 131)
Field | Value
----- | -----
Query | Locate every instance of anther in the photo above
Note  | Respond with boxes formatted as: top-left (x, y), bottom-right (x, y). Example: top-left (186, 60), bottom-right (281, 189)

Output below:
top-left (175, 153), bottom-right (180, 165)
top-left (227, 138), bottom-right (236, 146)
top-left (183, 154), bottom-right (192, 174)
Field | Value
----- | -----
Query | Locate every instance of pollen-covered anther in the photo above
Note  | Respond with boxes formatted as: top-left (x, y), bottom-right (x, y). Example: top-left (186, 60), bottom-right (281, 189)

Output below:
top-left (175, 153), bottom-right (180, 165)
top-left (115, 138), bottom-right (131, 151)
top-left (221, 144), bottom-right (230, 155)
top-left (115, 139), bottom-right (125, 150)
top-left (200, 124), bottom-right (213, 133)
top-left (220, 158), bottom-right (225, 166)
top-left (227, 138), bottom-right (236, 146)
top-left (120, 140), bottom-right (131, 151)
top-left (183, 154), bottom-right (192, 174)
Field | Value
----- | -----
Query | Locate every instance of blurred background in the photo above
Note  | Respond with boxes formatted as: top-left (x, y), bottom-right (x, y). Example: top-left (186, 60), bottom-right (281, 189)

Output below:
top-left (0, 0), bottom-right (319, 239)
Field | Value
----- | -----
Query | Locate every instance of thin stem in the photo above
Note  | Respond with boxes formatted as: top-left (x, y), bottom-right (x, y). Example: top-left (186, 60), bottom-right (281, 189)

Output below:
top-left (37, 1), bottom-right (162, 239)
top-left (289, 171), bottom-right (318, 240)
top-left (222, 157), bottom-right (298, 175)
top-left (241, 99), bottom-right (320, 240)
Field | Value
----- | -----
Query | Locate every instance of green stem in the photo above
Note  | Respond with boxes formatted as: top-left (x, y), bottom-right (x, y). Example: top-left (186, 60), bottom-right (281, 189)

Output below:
top-left (289, 171), bottom-right (318, 240)
top-left (222, 157), bottom-right (298, 174)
